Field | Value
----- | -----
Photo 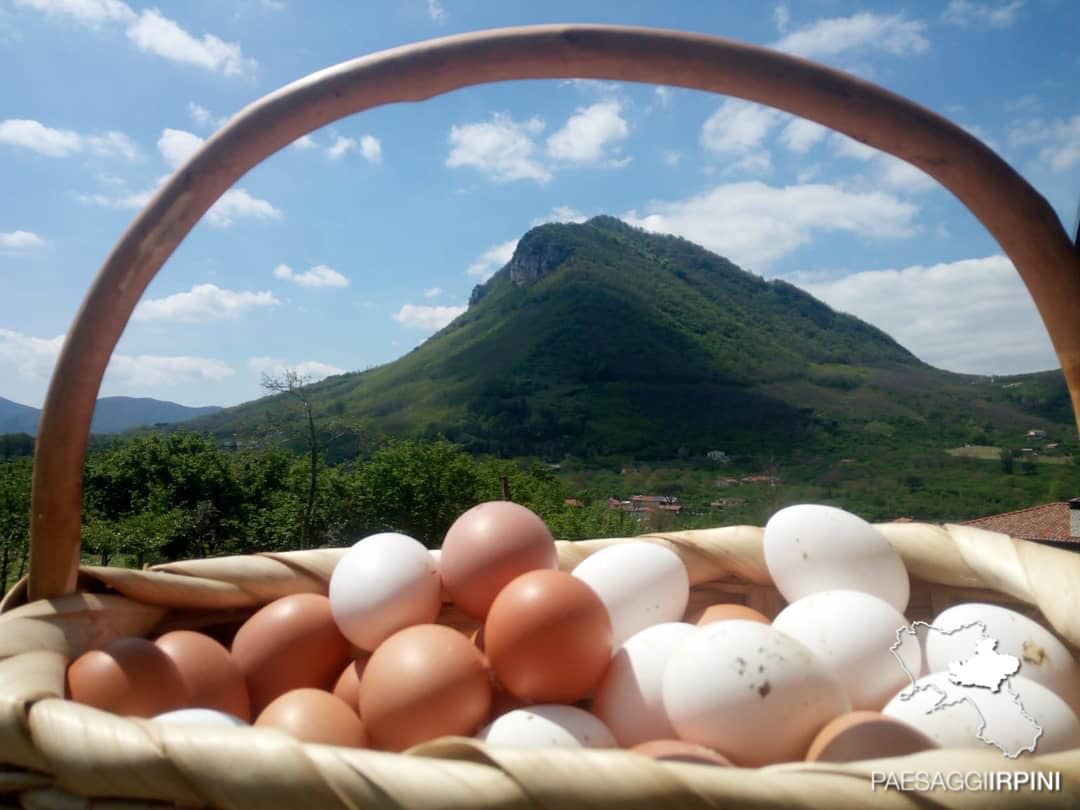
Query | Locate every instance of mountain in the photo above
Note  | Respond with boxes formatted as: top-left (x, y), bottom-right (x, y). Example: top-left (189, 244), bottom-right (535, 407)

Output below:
top-left (190, 216), bottom-right (1072, 461)
top-left (0, 396), bottom-right (223, 436)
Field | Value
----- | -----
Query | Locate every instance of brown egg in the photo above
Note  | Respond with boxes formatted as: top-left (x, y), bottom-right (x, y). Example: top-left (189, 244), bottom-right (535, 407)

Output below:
top-left (484, 569), bottom-right (612, 704)
top-left (231, 594), bottom-right (353, 715)
top-left (155, 630), bottom-right (251, 721)
top-left (67, 637), bottom-right (189, 718)
top-left (439, 502), bottom-right (557, 620)
top-left (805, 711), bottom-right (938, 763)
top-left (359, 624), bottom-right (491, 751)
top-left (632, 739), bottom-right (734, 766)
top-left (689, 603), bottom-right (771, 626)
top-left (255, 688), bottom-right (367, 747)
top-left (331, 654), bottom-right (371, 715)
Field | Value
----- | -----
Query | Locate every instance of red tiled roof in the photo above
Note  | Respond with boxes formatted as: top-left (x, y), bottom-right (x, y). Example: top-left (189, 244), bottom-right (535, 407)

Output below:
top-left (961, 502), bottom-right (1078, 544)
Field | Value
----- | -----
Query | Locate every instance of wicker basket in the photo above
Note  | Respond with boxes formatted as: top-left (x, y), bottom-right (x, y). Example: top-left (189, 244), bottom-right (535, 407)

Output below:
top-left (3, 24), bottom-right (1080, 808)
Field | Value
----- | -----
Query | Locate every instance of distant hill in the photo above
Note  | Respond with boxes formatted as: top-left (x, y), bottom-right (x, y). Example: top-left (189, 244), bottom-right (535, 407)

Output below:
top-left (187, 216), bottom-right (1071, 461)
top-left (0, 396), bottom-right (222, 436)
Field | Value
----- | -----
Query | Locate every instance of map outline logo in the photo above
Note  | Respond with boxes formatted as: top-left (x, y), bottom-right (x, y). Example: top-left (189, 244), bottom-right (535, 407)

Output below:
top-left (890, 620), bottom-right (1043, 758)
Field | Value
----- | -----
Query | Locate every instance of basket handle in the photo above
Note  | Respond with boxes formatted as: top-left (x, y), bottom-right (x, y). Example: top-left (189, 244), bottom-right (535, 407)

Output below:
top-left (27, 24), bottom-right (1080, 601)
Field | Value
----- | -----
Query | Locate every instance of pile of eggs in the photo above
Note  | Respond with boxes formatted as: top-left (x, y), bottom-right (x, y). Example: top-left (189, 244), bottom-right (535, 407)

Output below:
top-left (64, 502), bottom-right (1080, 766)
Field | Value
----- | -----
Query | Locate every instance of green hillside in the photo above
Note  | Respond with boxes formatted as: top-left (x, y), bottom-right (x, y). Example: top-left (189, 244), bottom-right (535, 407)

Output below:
top-left (189, 216), bottom-right (1074, 464)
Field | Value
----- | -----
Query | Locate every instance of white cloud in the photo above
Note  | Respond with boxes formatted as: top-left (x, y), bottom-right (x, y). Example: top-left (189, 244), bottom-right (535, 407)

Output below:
top-left (125, 9), bottom-right (256, 78)
top-left (247, 356), bottom-right (344, 383)
top-left (326, 135), bottom-right (355, 160)
top-left (779, 117), bottom-right (828, 153)
top-left (80, 173), bottom-right (281, 227)
top-left (446, 114), bottom-right (550, 183)
top-left (799, 255), bottom-right (1055, 374)
top-left (466, 238), bottom-right (518, 280)
top-left (106, 354), bottom-right (235, 385)
top-left (293, 134), bottom-right (319, 151)
top-left (0, 326), bottom-right (233, 390)
top-left (773, 12), bottom-right (929, 59)
top-left (205, 189), bottom-right (282, 227)
top-left (12, 0), bottom-right (134, 27)
top-left (546, 101), bottom-right (629, 165)
top-left (17, 2), bottom-right (256, 78)
top-left (158, 127), bottom-right (204, 168)
top-left (188, 101), bottom-right (213, 127)
top-left (653, 86), bottom-right (672, 107)
top-left (877, 155), bottom-right (938, 194)
top-left (726, 151), bottom-right (773, 176)
top-left (662, 149), bottom-right (681, 167)
top-left (531, 205), bottom-right (588, 226)
top-left (830, 132), bottom-right (879, 161)
top-left (133, 283), bottom-right (280, 322)
top-left (623, 181), bottom-right (918, 270)
top-left (0, 119), bottom-right (81, 157)
top-left (1011, 114), bottom-right (1080, 171)
top-left (942, 1), bottom-right (1023, 28)
top-left (392, 303), bottom-right (466, 330)
top-left (426, 0), bottom-right (446, 23)
top-left (700, 99), bottom-right (779, 157)
top-left (359, 134), bottom-right (382, 164)
top-left (86, 130), bottom-right (140, 160)
top-left (0, 230), bottom-right (45, 251)
top-left (0, 119), bottom-right (140, 160)
top-left (423, 287), bottom-right (442, 299)
top-left (773, 3), bottom-right (791, 33)
top-left (273, 263), bottom-right (349, 288)
top-left (829, 132), bottom-right (939, 194)
top-left (0, 328), bottom-right (65, 383)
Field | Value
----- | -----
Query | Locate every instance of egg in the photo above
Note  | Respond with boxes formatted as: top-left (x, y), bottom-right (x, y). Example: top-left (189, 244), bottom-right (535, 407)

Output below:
top-left (67, 637), bottom-right (189, 718)
top-left (925, 603), bottom-right (1080, 713)
top-left (883, 672), bottom-right (1080, 755)
top-left (804, 711), bottom-right (937, 762)
top-left (689, 602), bottom-right (770, 626)
top-left (155, 630), bottom-right (251, 721)
top-left (331, 655), bottom-right (370, 715)
top-left (484, 569), bottom-right (612, 704)
top-left (329, 532), bottom-right (442, 651)
top-left (255, 688), bottom-right (367, 747)
top-left (152, 708), bottom-right (248, 727)
top-left (359, 624), bottom-right (491, 751)
top-left (772, 590), bottom-right (919, 710)
top-left (478, 705), bottom-right (616, 748)
top-left (662, 620), bottom-right (850, 766)
top-left (439, 502), bottom-right (557, 620)
top-left (591, 622), bottom-right (697, 746)
top-left (631, 739), bottom-right (733, 766)
top-left (763, 504), bottom-right (909, 612)
top-left (231, 594), bottom-right (353, 715)
top-left (572, 542), bottom-right (689, 648)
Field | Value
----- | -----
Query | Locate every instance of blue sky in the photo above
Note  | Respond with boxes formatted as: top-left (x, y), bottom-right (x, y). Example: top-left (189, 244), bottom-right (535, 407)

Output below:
top-left (1, 0), bottom-right (1078, 408)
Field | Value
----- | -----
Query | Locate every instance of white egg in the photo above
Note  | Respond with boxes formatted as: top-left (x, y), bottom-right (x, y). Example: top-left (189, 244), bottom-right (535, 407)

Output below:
top-left (662, 620), bottom-right (850, 766)
top-left (478, 705), bottom-right (616, 748)
top-left (151, 708), bottom-right (247, 727)
top-left (883, 672), bottom-right (1080, 756)
top-left (591, 622), bottom-right (697, 746)
top-left (772, 590), bottom-right (919, 710)
top-left (328, 532), bottom-right (442, 651)
top-left (763, 504), bottom-right (909, 612)
top-left (925, 603), bottom-right (1080, 714)
top-left (572, 542), bottom-right (689, 647)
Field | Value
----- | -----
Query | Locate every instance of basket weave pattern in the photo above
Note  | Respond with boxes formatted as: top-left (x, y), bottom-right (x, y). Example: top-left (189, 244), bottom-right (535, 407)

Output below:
top-left (2, 525), bottom-right (1080, 807)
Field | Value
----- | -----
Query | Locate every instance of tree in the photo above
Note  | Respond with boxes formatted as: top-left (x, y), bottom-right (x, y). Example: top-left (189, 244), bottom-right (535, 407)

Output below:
top-left (262, 370), bottom-right (320, 550)
top-left (1000, 449), bottom-right (1015, 475)
top-left (0, 459), bottom-right (31, 594)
